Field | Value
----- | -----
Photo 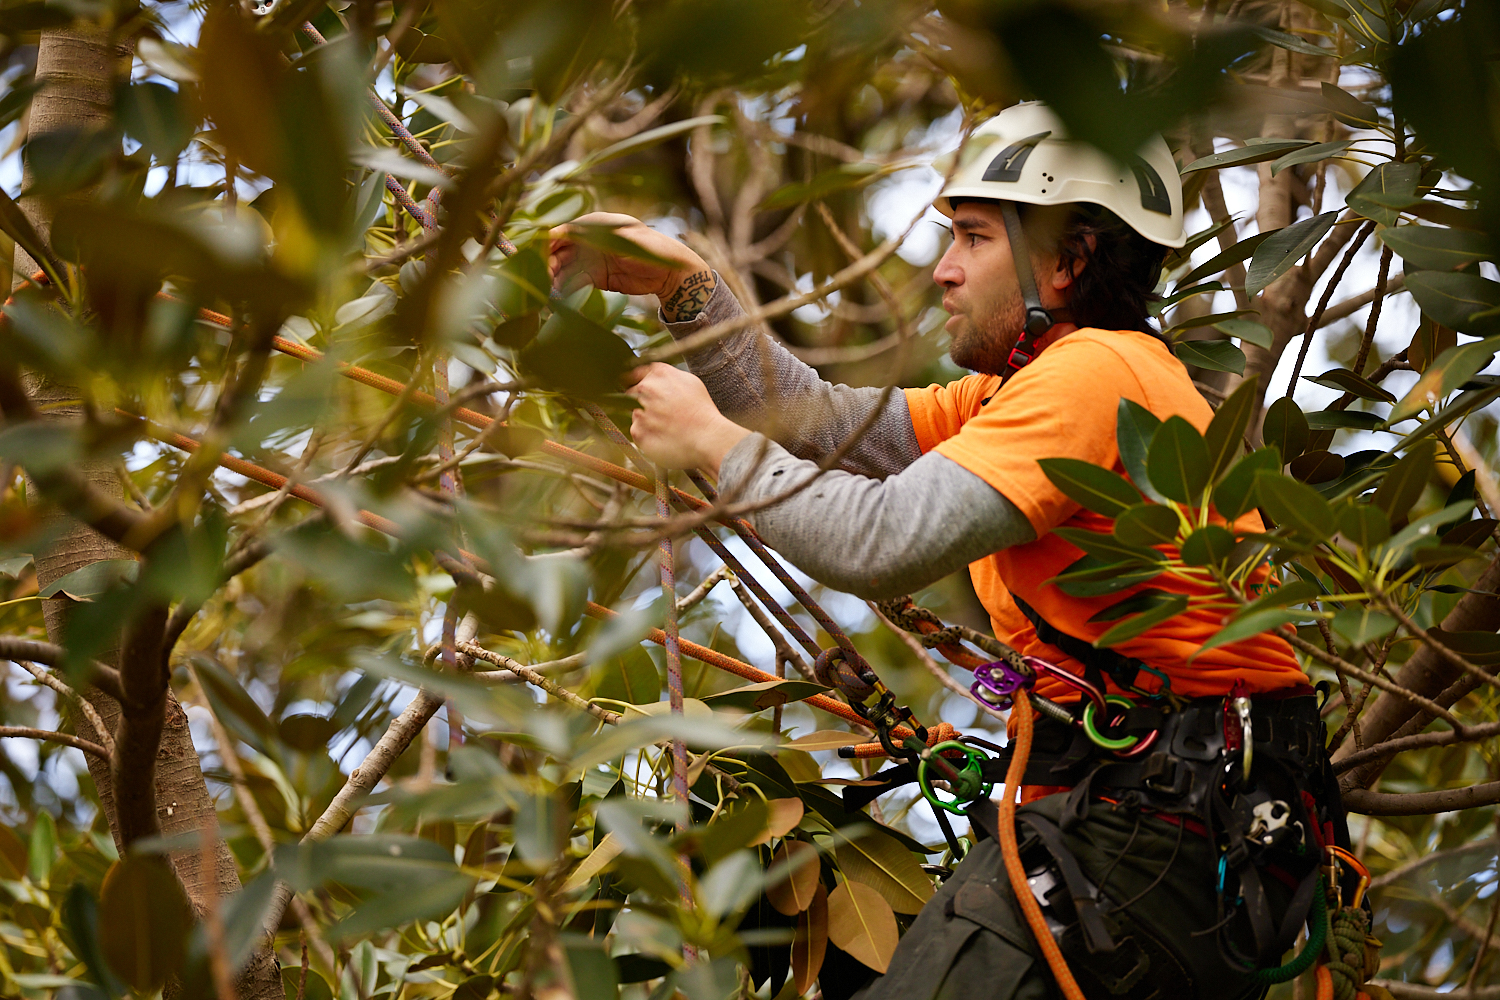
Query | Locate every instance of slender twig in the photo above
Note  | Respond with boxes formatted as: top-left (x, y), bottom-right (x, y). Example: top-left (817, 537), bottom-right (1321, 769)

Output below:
top-left (0, 638), bottom-right (124, 709)
top-left (1283, 629), bottom-right (1464, 727)
top-left (1288, 220), bottom-right (1374, 397)
top-left (724, 573), bottom-right (813, 681)
top-left (1333, 720), bottom-right (1500, 775)
top-left (458, 643), bottom-right (620, 723)
top-left (676, 566), bottom-right (732, 614)
top-left (1375, 594), bottom-right (1500, 698)
top-left (0, 726), bottom-right (109, 759)
top-left (1351, 244), bottom-right (1394, 375)
top-left (15, 662), bottom-right (114, 757)
top-left (1370, 836), bottom-right (1500, 890)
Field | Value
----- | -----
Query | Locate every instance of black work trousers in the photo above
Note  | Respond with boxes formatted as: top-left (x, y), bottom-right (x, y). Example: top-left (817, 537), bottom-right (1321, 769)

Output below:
top-left (852, 791), bottom-right (1289, 1000)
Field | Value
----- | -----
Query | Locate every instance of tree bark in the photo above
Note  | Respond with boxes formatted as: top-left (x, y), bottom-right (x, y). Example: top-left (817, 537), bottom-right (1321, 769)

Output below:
top-left (14, 23), bottom-right (282, 1000)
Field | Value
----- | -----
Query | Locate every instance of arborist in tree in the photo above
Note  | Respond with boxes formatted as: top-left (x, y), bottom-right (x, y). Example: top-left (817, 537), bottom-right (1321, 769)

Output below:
top-left (552, 102), bottom-right (1356, 1000)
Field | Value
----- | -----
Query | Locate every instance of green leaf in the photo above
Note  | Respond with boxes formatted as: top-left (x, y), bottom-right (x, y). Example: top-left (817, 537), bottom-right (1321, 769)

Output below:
top-left (1180, 525), bottom-right (1236, 566)
top-left (1347, 162), bottom-right (1421, 227)
top-left (1392, 384), bottom-right (1500, 448)
top-left (1213, 318), bottom-right (1274, 349)
top-left (564, 941), bottom-right (620, 998)
top-left (1045, 555), bottom-right (1166, 597)
top-left (1112, 503), bottom-right (1180, 547)
top-left (1380, 500), bottom-right (1474, 561)
top-left (520, 306), bottom-right (639, 398)
top-left (1115, 399), bottom-right (1165, 503)
top-left (1379, 225), bottom-right (1493, 271)
top-left (1302, 368), bottom-right (1397, 403)
top-left (1405, 273), bottom-right (1500, 336)
top-left (1181, 140), bottom-right (1313, 174)
top-left (1052, 528), bottom-right (1164, 566)
top-left (1270, 140), bottom-right (1355, 176)
top-left (592, 647), bottom-right (661, 705)
top-left (99, 856), bottom-right (193, 992)
top-left (1305, 409), bottom-right (1385, 430)
top-left (1261, 397), bottom-right (1308, 462)
top-left (1411, 544), bottom-right (1486, 568)
top-left (0, 78), bottom-right (40, 131)
top-left (1176, 231), bottom-right (1274, 287)
top-left (835, 828), bottom-right (934, 915)
top-left (1320, 82), bottom-right (1382, 128)
top-left (1204, 374), bottom-right (1260, 484)
top-left (1372, 440), bottom-right (1436, 522)
top-left (1174, 339), bottom-right (1246, 375)
top-left (1331, 608), bottom-right (1398, 647)
top-left (1428, 629), bottom-right (1500, 666)
top-left (1093, 593), bottom-right (1188, 647)
top-left (1195, 608), bottom-right (1302, 658)
top-left (1239, 580), bottom-right (1321, 617)
top-left (1254, 472), bottom-right (1337, 541)
top-left (1245, 211), bottom-right (1339, 298)
top-left (1146, 416), bottom-right (1211, 504)
top-left (1037, 458), bottom-right (1144, 518)
top-left (1289, 450), bottom-right (1346, 484)
top-left (760, 161), bottom-right (890, 211)
top-left (1166, 309), bottom-right (1260, 333)
top-left (1162, 216), bottom-right (1238, 272)
top-left (1248, 25), bottom-right (1334, 58)
top-left (63, 885), bottom-right (124, 999)
top-left (577, 115), bottom-right (725, 169)
top-left (1087, 588), bottom-right (1178, 624)
top-left (38, 558), bottom-right (140, 599)
top-left (1228, 432), bottom-right (1283, 510)
top-left (115, 81), bottom-right (193, 160)
top-left (700, 679), bottom-right (829, 712)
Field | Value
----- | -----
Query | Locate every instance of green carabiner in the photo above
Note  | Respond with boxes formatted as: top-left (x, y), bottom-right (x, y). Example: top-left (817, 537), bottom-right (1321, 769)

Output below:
top-left (918, 741), bottom-right (993, 816)
top-left (1082, 694), bottom-right (1139, 751)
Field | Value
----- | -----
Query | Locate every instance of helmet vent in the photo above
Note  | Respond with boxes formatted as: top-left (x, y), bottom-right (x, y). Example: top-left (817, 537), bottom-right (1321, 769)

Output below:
top-left (1130, 157), bottom-right (1172, 216)
top-left (981, 131), bottom-right (1052, 183)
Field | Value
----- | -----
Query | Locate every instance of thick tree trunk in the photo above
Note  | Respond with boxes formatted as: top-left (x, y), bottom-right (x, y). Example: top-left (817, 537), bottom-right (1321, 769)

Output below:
top-left (15, 24), bottom-right (282, 1000)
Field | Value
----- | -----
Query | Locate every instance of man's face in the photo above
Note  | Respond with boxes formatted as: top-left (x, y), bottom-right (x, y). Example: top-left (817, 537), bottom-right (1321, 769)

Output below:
top-left (932, 201), bottom-right (1060, 374)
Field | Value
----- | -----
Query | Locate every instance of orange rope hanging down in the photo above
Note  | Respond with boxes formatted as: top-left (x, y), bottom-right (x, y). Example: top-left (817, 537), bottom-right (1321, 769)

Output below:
top-left (998, 690), bottom-right (1088, 1000)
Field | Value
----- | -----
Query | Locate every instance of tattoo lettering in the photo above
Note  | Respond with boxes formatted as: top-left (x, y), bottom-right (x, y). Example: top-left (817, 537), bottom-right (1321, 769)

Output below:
top-left (661, 269), bottom-right (716, 322)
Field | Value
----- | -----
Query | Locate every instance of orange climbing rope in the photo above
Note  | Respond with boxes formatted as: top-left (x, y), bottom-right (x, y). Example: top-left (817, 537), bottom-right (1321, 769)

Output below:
top-left (999, 690), bottom-right (1088, 1000)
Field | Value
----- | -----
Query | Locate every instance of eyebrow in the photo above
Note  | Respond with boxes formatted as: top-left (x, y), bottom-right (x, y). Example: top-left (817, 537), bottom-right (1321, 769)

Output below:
top-left (951, 214), bottom-right (994, 235)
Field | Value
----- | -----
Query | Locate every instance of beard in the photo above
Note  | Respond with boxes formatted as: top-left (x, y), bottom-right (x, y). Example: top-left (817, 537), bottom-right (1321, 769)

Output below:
top-left (946, 285), bottom-right (1025, 374)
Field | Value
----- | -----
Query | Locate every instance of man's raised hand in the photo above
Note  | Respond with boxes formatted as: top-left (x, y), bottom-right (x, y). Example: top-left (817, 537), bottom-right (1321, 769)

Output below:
top-left (624, 363), bottom-right (750, 476)
top-left (549, 212), bottom-right (716, 320)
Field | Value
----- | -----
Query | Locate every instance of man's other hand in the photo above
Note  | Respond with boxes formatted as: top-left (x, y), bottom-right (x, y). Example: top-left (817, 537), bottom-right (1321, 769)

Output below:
top-left (549, 212), bottom-right (716, 321)
top-left (625, 363), bottom-right (750, 475)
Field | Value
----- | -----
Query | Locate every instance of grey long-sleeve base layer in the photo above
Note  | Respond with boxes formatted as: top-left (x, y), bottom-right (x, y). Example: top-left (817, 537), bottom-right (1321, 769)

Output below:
top-left (663, 277), bottom-right (1035, 600)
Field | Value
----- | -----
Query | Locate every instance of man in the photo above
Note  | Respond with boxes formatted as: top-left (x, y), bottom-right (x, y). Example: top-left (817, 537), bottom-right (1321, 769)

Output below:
top-left (551, 103), bottom-right (1340, 1000)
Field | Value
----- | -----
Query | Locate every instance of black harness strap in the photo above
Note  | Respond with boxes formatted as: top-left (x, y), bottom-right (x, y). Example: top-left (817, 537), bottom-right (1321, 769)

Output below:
top-left (1011, 593), bottom-right (1147, 693)
top-left (1018, 813), bottom-right (1119, 955)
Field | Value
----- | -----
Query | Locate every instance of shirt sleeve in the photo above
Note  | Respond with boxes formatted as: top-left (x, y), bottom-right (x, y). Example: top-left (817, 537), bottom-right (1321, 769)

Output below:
top-left (717, 434), bottom-right (1036, 599)
top-left (661, 275), bottom-right (922, 479)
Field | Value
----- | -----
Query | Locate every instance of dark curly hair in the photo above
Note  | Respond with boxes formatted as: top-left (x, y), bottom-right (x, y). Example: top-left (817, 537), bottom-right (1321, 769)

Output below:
top-left (1045, 202), bottom-right (1170, 335)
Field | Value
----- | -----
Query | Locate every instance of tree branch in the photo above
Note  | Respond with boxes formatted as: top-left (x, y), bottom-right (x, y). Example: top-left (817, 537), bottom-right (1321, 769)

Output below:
top-left (0, 636), bottom-right (123, 702)
top-left (112, 601), bottom-right (171, 846)
top-left (0, 725), bottom-right (109, 759)
top-left (1369, 835), bottom-right (1500, 890)
top-left (15, 661), bottom-right (114, 756)
top-left (1333, 720), bottom-right (1500, 775)
top-left (1343, 779), bottom-right (1500, 816)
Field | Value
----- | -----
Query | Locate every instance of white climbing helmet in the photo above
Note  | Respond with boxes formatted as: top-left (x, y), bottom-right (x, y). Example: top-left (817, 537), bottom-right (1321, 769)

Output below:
top-left (935, 101), bottom-right (1186, 249)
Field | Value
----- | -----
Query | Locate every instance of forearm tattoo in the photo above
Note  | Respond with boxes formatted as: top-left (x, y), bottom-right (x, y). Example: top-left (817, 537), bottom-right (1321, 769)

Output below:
top-left (660, 269), bottom-right (716, 322)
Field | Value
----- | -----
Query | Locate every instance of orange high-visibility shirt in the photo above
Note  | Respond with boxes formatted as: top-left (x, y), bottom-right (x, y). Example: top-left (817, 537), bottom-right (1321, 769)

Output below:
top-left (904, 328), bottom-right (1307, 703)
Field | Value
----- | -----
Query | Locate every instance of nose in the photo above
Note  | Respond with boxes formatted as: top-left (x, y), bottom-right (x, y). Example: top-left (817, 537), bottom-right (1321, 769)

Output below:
top-left (933, 240), bottom-right (962, 289)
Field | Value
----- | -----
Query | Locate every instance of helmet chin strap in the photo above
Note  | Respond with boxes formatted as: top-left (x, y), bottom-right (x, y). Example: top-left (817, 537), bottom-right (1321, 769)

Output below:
top-left (999, 202), bottom-right (1062, 380)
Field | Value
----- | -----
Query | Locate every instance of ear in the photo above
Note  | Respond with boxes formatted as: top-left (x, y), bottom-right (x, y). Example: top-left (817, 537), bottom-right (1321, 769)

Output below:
top-left (1051, 234), bottom-right (1096, 290)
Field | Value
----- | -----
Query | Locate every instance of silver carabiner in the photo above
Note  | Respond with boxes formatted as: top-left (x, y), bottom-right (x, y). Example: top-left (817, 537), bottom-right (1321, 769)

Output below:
top-left (1233, 696), bottom-right (1253, 782)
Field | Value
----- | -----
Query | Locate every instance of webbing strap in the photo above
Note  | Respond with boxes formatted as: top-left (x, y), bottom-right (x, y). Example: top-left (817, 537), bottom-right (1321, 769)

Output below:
top-left (999, 202), bottom-right (1055, 339)
top-left (1011, 593), bottom-right (1145, 692)
top-left (1018, 813), bottom-right (1118, 955)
